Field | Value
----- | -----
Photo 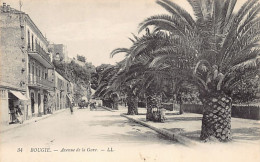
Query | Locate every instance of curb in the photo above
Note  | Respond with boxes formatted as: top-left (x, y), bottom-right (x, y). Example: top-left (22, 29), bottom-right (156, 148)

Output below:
top-left (0, 109), bottom-right (67, 134)
top-left (121, 113), bottom-right (198, 146)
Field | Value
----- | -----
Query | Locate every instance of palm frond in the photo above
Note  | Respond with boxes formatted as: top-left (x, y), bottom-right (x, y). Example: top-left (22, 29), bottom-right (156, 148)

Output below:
top-left (187, 0), bottom-right (204, 21)
top-left (139, 14), bottom-right (190, 36)
top-left (156, 0), bottom-right (196, 29)
top-left (110, 48), bottom-right (129, 58)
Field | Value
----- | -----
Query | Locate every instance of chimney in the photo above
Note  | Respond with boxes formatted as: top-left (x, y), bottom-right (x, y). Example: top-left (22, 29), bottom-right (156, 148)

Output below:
top-left (7, 4), bottom-right (10, 12)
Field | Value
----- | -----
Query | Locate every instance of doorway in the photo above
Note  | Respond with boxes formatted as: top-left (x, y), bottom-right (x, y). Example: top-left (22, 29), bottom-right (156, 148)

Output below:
top-left (43, 94), bottom-right (47, 115)
top-left (38, 93), bottom-right (41, 116)
top-left (31, 92), bottom-right (35, 115)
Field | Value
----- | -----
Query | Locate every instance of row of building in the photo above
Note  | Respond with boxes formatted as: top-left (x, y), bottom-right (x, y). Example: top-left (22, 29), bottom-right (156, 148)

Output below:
top-left (0, 3), bottom-right (74, 125)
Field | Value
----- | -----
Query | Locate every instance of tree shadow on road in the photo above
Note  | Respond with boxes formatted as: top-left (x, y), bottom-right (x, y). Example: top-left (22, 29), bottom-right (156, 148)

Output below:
top-left (179, 130), bottom-right (201, 141)
top-left (176, 127), bottom-right (260, 143)
top-left (96, 130), bottom-right (178, 145)
top-left (93, 114), bottom-right (122, 118)
top-left (88, 119), bottom-right (129, 127)
top-left (231, 127), bottom-right (260, 141)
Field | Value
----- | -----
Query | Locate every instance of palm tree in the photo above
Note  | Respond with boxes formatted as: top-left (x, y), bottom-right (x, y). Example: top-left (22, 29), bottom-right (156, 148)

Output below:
top-left (139, 0), bottom-right (260, 141)
top-left (111, 32), bottom-right (174, 120)
top-left (94, 64), bottom-right (120, 110)
top-left (108, 61), bottom-right (144, 115)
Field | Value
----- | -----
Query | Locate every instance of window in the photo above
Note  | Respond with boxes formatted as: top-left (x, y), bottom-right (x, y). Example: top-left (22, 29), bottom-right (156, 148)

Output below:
top-left (42, 69), bottom-right (44, 79)
top-left (36, 67), bottom-right (38, 77)
top-left (39, 68), bottom-right (41, 78)
top-left (32, 64), bottom-right (34, 75)
top-left (27, 30), bottom-right (30, 49)
top-left (32, 34), bottom-right (34, 51)
top-left (37, 68), bottom-right (40, 77)
top-left (35, 39), bottom-right (38, 51)
top-left (45, 72), bottom-right (48, 80)
top-left (29, 63), bottom-right (31, 73)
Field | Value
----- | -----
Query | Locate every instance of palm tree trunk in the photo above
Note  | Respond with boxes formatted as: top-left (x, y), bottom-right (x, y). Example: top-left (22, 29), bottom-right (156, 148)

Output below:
top-left (146, 95), bottom-right (155, 121)
top-left (146, 93), bottom-right (163, 122)
top-left (126, 95), bottom-right (138, 115)
top-left (200, 93), bottom-right (232, 142)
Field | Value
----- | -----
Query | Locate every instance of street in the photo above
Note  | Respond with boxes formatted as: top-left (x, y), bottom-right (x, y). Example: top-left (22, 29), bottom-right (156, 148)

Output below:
top-left (1, 107), bottom-right (260, 162)
top-left (0, 107), bottom-right (180, 162)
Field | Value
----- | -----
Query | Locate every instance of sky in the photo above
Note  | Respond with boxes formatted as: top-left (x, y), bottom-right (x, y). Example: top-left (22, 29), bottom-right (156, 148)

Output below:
top-left (3, 0), bottom-right (246, 66)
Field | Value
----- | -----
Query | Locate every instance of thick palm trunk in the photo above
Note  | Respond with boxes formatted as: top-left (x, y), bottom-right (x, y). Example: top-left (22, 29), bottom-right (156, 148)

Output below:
top-left (126, 95), bottom-right (138, 115)
top-left (200, 93), bottom-right (232, 142)
top-left (146, 94), bottom-right (164, 122)
top-left (146, 95), bottom-right (157, 121)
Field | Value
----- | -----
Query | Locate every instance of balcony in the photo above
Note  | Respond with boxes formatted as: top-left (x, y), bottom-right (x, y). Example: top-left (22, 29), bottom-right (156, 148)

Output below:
top-left (28, 74), bottom-right (54, 90)
top-left (28, 43), bottom-right (53, 68)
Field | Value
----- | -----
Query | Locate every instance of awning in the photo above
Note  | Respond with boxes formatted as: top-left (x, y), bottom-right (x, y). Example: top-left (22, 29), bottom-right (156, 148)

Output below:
top-left (10, 90), bottom-right (28, 100)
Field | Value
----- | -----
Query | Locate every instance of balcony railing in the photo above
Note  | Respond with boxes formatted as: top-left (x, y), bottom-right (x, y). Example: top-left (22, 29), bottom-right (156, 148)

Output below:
top-left (28, 43), bottom-right (53, 68)
top-left (28, 74), bottom-right (54, 89)
top-left (35, 43), bottom-right (51, 62)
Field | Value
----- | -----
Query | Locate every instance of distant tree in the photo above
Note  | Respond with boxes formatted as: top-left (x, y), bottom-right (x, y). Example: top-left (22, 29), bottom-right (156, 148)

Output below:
top-left (85, 62), bottom-right (96, 73)
top-left (91, 64), bottom-right (112, 90)
top-left (94, 64), bottom-right (120, 110)
top-left (77, 55), bottom-right (86, 63)
top-left (53, 58), bottom-right (93, 104)
top-left (74, 84), bottom-right (87, 104)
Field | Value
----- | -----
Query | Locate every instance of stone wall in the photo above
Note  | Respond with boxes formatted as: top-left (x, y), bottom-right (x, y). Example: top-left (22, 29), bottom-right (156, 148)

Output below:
top-left (182, 104), bottom-right (260, 120)
top-left (0, 12), bottom-right (27, 91)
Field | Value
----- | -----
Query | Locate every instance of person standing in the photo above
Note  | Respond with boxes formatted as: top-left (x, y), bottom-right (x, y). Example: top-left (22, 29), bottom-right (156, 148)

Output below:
top-left (15, 102), bottom-right (23, 124)
top-left (9, 103), bottom-right (16, 124)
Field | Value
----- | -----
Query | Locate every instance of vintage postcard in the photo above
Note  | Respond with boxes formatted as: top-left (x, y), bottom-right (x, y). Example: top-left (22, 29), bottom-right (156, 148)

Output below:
top-left (1, 0), bottom-right (260, 162)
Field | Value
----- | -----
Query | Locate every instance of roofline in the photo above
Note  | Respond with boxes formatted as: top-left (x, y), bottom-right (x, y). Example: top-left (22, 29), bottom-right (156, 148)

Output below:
top-left (1, 5), bottom-right (49, 45)
top-left (24, 14), bottom-right (49, 45)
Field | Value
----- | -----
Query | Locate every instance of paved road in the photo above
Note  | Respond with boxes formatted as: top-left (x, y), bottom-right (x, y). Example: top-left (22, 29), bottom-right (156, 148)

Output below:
top-left (0, 107), bottom-right (180, 162)
top-left (1, 107), bottom-right (259, 162)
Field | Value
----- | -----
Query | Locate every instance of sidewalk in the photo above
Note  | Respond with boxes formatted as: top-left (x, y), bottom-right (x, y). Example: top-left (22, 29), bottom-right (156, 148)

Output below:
top-left (0, 108), bottom-right (68, 133)
top-left (105, 105), bottom-right (260, 145)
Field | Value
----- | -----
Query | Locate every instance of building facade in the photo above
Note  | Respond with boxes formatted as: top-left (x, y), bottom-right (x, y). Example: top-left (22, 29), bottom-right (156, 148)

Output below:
top-left (51, 71), bottom-right (73, 112)
top-left (0, 3), bottom-right (72, 125)
top-left (1, 3), bottom-right (33, 124)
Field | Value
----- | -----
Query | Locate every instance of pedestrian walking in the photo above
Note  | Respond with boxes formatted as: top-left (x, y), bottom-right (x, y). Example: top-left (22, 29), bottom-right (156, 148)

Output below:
top-left (70, 101), bottom-right (74, 114)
